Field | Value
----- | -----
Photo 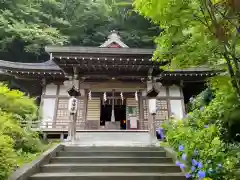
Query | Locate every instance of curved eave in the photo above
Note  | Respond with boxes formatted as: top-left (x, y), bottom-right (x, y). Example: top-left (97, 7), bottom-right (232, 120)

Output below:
top-left (0, 60), bottom-right (64, 80)
top-left (0, 59), bottom-right (61, 71)
top-left (45, 46), bottom-right (154, 55)
top-left (155, 70), bottom-right (223, 82)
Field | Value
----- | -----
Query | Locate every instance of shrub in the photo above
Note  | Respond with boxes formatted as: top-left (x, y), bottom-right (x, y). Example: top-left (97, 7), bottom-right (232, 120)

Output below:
top-left (161, 76), bottom-right (240, 179)
top-left (0, 83), bottom-right (37, 120)
top-left (0, 111), bottom-right (42, 153)
top-left (0, 134), bottom-right (17, 180)
top-left (0, 83), bottom-right (46, 178)
top-left (163, 120), bottom-right (240, 179)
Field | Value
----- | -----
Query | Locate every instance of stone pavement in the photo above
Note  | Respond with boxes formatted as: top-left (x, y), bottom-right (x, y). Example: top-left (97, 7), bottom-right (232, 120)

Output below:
top-left (64, 132), bottom-right (159, 147)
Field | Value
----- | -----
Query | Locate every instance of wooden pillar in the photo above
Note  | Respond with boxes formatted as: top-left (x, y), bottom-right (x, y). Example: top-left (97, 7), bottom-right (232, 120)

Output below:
top-left (111, 89), bottom-right (115, 122)
top-left (166, 86), bottom-right (172, 119)
top-left (180, 84), bottom-right (186, 116)
top-left (60, 133), bottom-right (64, 142)
top-left (52, 84), bottom-right (60, 128)
top-left (83, 89), bottom-right (88, 128)
top-left (138, 93), bottom-right (144, 130)
top-left (147, 99), bottom-right (156, 145)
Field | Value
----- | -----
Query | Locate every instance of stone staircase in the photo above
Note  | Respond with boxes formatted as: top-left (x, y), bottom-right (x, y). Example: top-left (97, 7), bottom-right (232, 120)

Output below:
top-left (73, 132), bottom-right (157, 146)
top-left (29, 146), bottom-right (186, 180)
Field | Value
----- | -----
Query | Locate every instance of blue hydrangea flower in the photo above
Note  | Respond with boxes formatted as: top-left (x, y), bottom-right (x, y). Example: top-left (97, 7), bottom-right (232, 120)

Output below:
top-left (185, 173), bottom-right (191, 179)
top-left (237, 27), bottom-right (240, 33)
top-left (182, 153), bottom-right (187, 161)
top-left (200, 106), bottom-right (204, 111)
top-left (157, 128), bottom-right (165, 140)
top-left (178, 145), bottom-right (184, 152)
top-left (175, 161), bottom-right (180, 166)
top-left (192, 159), bottom-right (198, 166)
top-left (198, 162), bottom-right (203, 169)
top-left (191, 166), bottom-right (196, 172)
top-left (180, 163), bottom-right (185, 169)
top-left (204, 125), bottom-right (209, 128)
top-left (197, 171), bottom-right (206, 179)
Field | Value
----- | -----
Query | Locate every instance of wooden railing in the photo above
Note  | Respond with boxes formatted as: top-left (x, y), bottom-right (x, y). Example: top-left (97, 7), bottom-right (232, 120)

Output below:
top-left (18, 120), bottom-right (85, 130)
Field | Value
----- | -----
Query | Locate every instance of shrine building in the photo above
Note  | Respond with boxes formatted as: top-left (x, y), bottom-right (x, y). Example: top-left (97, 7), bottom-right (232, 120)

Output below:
top-left (0, 31), bottom-right (218, 133)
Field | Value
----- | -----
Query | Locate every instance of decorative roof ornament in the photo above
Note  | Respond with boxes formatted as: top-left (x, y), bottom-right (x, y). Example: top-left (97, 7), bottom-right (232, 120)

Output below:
top-left (120, 92), bottom-right (123, 104)
top-left (100, 30), bottom-right (129, 48)
top-left (135, 91), bottom-right (138, 101)
top-left (88, 90), bottom-right (92, 100)
top-left (103, 92), bottom-right (107, 102)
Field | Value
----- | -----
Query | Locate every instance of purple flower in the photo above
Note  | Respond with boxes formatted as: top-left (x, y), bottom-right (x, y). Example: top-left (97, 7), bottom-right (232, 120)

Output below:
top-left (175, 161), bottom-right (181, 166)
top-left (192, 159), bottom-right (198, 166)
top-left (204, 125), bottom-right (209, 128)
top-left (197, 171), bottom-right (206, 179)
top-left (237, 27), bottom-right (240, 33)
top-left (178, 145), bottom-right (184, 152)
top-left (185, 173), bottom-right (191, 179)
top-left (198, 162), bottom-right (203, 169)
top-left (157, 128), bottom-right (165, 140)
top-left (182, 153), bottom-right (187, 161)
top-left (180, 163), bottom-right (185, 169)
top-left (191, 166), bottom-right (196, 172)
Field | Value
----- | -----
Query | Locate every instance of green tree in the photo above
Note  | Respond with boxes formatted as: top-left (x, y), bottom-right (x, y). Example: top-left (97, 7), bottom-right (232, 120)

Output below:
top-left (0, 0), bottom-right (68, 61)
top-left (0, 84), bottom-right (44, 179)
top-left (133, 0), bottom-right (240, 94)
top-left (0, 0), bottom-right (160, 62)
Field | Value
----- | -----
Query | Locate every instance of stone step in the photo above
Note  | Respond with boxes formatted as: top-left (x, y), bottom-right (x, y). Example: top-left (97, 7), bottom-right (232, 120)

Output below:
top-left (63, 146), bottom-right (163, 152)
top-left (41, 163), bottom-right (181, 173)
top-left (30, 172), bottom-right (186, 180)
top-left (57, 151), bottom-right (166, 157)
top-left (50, 156), bottom-right (173, 164)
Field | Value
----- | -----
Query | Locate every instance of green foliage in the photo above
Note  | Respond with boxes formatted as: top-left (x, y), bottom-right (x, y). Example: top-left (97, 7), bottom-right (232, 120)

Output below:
top-left (0, 0), bottom-right (160, 62)
top-left (0, 84), bottom-right (48, 179)
top-left (161, 75), bottom-right (240, 179)
top-left (187, 76), bottom-right (240, 141)
top-left (187, 88), bottom-right (214, 112)
top-left (0, 83), bottom-right (37, 118)
top-left (163, 120), bottom-right (240, 179)
top-left (0, 134), bottom-right (17, 180)
top-left (133, 0), bottom-right (240, 82)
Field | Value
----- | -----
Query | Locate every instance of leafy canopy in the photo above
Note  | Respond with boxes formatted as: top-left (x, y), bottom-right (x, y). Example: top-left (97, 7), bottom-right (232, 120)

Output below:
top-left (0, 0), bottom-right (160, 62)
top-left (133, 0), bottom-right (240, 70)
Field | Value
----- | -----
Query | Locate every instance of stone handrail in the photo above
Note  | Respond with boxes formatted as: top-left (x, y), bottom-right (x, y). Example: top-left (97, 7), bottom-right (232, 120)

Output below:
top-left (8, 144), bottom-right (63, 180)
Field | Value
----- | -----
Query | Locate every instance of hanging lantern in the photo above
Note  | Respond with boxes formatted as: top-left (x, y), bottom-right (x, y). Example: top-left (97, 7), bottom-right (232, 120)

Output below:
top-left (135, 91), bottom-right (138, 101)
top-left (88, 90), bottom-right (92, 100)
top-left (103, 92), bottom-right (107, 102)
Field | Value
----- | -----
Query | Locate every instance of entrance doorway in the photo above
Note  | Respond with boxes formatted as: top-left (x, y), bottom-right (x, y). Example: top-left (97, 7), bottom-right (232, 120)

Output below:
top-left (100, 99), bottom-right (126, 129)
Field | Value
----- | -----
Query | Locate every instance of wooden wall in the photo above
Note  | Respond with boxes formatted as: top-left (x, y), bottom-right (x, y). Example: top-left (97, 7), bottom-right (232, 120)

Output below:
top-left (40, 80), bottom-right (185, 130)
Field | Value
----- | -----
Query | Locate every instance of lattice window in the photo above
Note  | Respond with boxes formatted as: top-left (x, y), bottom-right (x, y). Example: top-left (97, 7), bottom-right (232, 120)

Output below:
top-left (56, 98), bottom-right (85, 129)
top-left (143, 99), bottom-right (148, 119)
top-left (142, 99), bottom-right (169, 130)
top-left (77, 100), bottom-right (84, 129)
top-left (157, 100), bottom-right (168, 110)
top-left (156, 100), bottom-right (168, 120)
